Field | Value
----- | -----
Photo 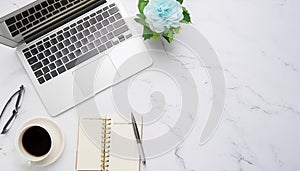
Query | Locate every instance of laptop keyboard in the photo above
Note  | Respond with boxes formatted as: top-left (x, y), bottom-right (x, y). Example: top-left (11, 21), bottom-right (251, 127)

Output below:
top-left (5, 0), bottom-right (86, 37)
top-left (21, 3), bottom-right (132, 85)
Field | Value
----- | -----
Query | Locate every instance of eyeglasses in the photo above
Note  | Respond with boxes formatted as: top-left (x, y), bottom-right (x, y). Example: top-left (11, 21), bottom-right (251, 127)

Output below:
top-left (0, 85), bottom-right (25, 135)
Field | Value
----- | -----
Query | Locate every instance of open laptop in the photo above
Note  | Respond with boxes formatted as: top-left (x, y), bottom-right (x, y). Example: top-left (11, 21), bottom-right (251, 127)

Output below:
top-left (0, 0), bottom-right (152, 116)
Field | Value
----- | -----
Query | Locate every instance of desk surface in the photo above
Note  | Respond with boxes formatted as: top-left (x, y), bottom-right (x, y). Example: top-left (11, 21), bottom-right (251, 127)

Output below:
top-left (1, 0), bottom-right (300, 170)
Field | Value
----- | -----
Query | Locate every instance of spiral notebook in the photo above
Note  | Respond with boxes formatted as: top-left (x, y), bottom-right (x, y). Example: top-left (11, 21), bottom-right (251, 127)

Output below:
top-left (76, 117), bottom-right (141, 171)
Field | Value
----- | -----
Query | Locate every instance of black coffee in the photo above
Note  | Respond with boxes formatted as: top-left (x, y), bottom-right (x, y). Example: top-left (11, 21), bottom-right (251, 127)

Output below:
top-left (22, 126), bottom-right (52, 157)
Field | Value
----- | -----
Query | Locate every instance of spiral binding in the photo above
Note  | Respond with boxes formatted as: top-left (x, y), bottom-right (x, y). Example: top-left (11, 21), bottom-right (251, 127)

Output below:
top-left (101, 118), bottom-right (111, 171)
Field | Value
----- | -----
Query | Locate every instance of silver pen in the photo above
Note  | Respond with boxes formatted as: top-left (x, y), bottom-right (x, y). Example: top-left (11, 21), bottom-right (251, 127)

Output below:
top-left (131, 112), bottom-right (146, 165)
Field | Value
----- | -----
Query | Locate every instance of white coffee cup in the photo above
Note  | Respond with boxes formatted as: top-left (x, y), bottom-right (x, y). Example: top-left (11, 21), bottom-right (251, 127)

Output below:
top-left (16, 123), bottom-right (53, 163)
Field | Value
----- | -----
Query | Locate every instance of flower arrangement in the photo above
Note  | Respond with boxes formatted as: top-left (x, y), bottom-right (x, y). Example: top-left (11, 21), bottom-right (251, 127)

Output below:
top-left (135, 0), bottom-right (191, 43)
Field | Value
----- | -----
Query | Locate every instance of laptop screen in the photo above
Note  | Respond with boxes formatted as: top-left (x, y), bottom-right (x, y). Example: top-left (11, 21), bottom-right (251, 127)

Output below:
top-left (0, 0), bottom-right (35, 18)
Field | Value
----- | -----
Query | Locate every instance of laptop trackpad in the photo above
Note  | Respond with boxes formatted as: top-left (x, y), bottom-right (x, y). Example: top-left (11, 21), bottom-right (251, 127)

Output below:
top-left (73, 56), bottom-right (121, 97)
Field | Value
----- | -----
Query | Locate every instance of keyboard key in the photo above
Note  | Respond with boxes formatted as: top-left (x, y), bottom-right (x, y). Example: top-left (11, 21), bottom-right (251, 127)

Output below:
top-left (100, 36), bottom-right (108, 43)
top-left (102, 19), bottom-right (109, 26)
top-left (70, 36), bottom-right (77, 43)
top-left (107, 25), bottom-right (114, 32)
top-left (81, 38), bottom-right (88, 45)
top-left (38, 77), bottom-right (45, 84)
top-left (44, 49), bottom-right (51, 56)
top-left (37, 45), bottom-right (45, 52)
top-left (49, 63), bottom-right (56, 70)
top-left (108, 16), bottom-right (115, 23)
top-left (42, 66), bottom-right (50, 74)
top-left (49, 55), bottom-right (56, 62)
top-left (8, 25), bottom-right (17, 32)
top-left (103, 6), bottom-right (109, 11)
top-left (113, 19), bottom-right (125, 29)
top-left (70, 28), bottom-right (77, 35)
top-left (41, 9), bottom-right (48, 16)
top-left (68, 53), bottom-right (76, 60)
top-left (28, 15), bottom-right (35, 22)
top-left (37, 53), bottom-right (45, 60)
top-left (102, 11), bottom-right (109, 18)
top-left (75, 41), bottom-right (82, 48)
top-left (96, 23), bottom-right (103, 30)
top-left (5, 17), bottom-right (16, 25)
top-left (61, 0), bottom-right (68, 6)
top-left (109, 7), bottom-right (118, 15)
top-left (74, 49), bottom-right (82, 56)
top-left (107, 33), bottom-right (114, 39)
top-left (51, 70), bottom-right (58, 77)
top-left (87, 35), bottom-right (95, 42)
top-left (94, 39), bottom-right (101, 46)
top-left (24, 52), bottom-right (32, 58)
top-left (53, 10), bottom-right (59, 15)
top-left (50, 38), bottom-right (58, 45)
top-left (28, 57), bottom-right (38, 65)
top-left (62, 48), bottom-right (69, 55)
top-left (109, 3), bottom-right (115, 8)
top-left (81, 46), bottom-right (88, 53)
top-left (76, 24), bottom-right (84, 31)
top-left (57, 66), bottom-right (66, 74)
top-left (16, 22), bottom-right (22, 28)
top-left (54, 2), bottom-right (61, 9)
top-left (57, 42), bottom-right (64, 50)
top-left (76, 32), bottom-right (84, 40)
top-left (63, 26), bottom-right (70, 31)
top-left (50, 46), bottom-right (58, 53)
top-left (57, 35), bottom-right (64, 41)
top-left (42, 58), bottom-right (50, 65)
top-left (63, 39), bottom-right (71, 46)
top-left (44, 73), bottom-right (52, 81)
top-left (106, 41), bottom-right (113, 49)
top-left (11, 31), bottom-right (19, 37)
top-left (16, 14), bottom-right (23, 21)
top-left (35, 70), bottom-right (43, 78)
top-left (113, 25), bottom-right (129, 37)
top-left (114, 13), bottom-right (122, 20)
top-left (89, 26), bottom-right (97, 33)
top-left (35, 12), bottom-right (42, 19)
top-left (68, 44), bottom-right (76, 52)
top-left (89, 18), bottom-right (96, 25)
top-left (96, 15), bottom-right (103, 22)
top-left (28, 7), bottom-right (35, 14)
top-left (55, 59), bottom-right (63, 67)
top-left (31, 62), bottom-right (43, 71)
top-left (94, 31), bottom-right (101, 38)
top-left (62, 56), bottom-right (69, 63)
top-left (126, 34), bottom-right (132, 39)
top-left (35, 4), bottom-right (42, 11)
top-left (98, 44), bottom-right (106, 53)
top-left (100, 28), bottom-right (108, 35)
top-left (41, 1), bottom-right (48, 8)
top-left (44, 41), bottom-right (51, 48)
top-left (87, 42), bottom-right (95, 50)
top-left (22, 11), bottom-right (29, 18)
top-left (63, 31), bottom-right (71, 38)
top-left (47, 5), bottom-right (55, 12)
top-left (83, 16), bottom-right (90, 21)
top-left (55, 51), bottom-right (63, 58)
top-left (31, 48), bottom-right (38, 55)
top-left (20, 27), bottom-right (26, 32)
top-left (83, 21), bottom-right (90, 28)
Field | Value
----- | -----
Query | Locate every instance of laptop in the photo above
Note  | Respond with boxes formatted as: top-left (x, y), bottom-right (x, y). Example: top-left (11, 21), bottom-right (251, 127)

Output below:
top-left (0, 0), bottom-right (152, 116)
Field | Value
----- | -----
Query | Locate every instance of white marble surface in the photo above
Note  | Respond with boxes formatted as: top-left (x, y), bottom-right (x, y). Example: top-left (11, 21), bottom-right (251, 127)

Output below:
top-left (1, 0), bottom-right (300, 170)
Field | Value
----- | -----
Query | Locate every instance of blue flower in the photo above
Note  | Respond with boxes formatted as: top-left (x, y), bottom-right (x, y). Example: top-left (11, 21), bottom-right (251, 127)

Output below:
top-left (144, 0), bottom-right (183, 33)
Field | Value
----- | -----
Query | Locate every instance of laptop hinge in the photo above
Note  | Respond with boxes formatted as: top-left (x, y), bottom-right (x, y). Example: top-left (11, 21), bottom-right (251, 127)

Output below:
top-left (24, 0), bottom-right (107, 44)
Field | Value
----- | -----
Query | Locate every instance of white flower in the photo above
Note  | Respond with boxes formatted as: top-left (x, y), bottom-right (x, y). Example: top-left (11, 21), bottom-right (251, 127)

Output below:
top-left (144, 0), bottom-right (183, 33)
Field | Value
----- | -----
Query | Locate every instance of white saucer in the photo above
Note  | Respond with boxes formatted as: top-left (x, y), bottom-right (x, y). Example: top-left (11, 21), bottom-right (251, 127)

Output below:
top-left (16, 117), bottom-right (65, 167)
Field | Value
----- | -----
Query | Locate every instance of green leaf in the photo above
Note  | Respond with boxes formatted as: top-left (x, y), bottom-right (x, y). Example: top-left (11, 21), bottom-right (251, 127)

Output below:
top-left (134, 14), bottom-right (147, 26)
top-left (138, 1), bottom-right (149, 14)
top-left (163, 30), bottom-right (174, 43)
top-left (174, 27), bottom-right (181, 34)
top-left (181, 6), bottom-right (191, 24)
top-left (143, 26), bottom-right (154, 40)
top-left (153, 33), bottom-right (160, 41)
top-left (176, 0), bottom-right (184, 4)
